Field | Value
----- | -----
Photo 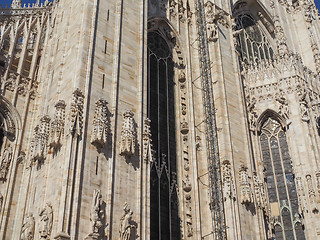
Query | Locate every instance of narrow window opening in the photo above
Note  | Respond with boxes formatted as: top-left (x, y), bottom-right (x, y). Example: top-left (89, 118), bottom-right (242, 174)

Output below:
top-left (95, 156), bottom-right (99, 175)
top-left (107, 10), bottom-right (110, 21)
top-left (104, 40), bottom-right (108, 54)
top-left (102, 74), bottom-right (105, 89)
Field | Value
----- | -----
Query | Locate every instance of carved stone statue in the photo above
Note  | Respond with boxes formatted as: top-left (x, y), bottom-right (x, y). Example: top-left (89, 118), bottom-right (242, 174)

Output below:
top-left (39, 203), bottom-right (53, 239)
top-left (298, 87), bottom-right (310, 122)
top-left (0, 146), bottom-right (13, 180)
top-left (90, 189), bottom-right (103, 234)
top-left (20, 214), bottom-right (35, 240)
top-left (239, 164), bottom-right (253, 204)
top-left (120, 203), bottom-right (135, 240)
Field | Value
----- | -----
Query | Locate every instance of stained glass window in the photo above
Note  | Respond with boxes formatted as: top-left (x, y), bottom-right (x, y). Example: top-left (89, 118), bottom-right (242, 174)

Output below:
top-left (148, 31), bottom-right (180, 240)
top-left (259, 118), bottom-right (305, 240)
top-left (236, 14), bottom-right (274, 64)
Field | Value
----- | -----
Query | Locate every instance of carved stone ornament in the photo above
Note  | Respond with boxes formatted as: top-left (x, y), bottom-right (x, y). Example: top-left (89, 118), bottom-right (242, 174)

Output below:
top-left (0, 146), bottom-right (13, 181)
top-left (39, 203), bottom-right (53, 240)
top-left (253, 174), bottom-right (266, 210)
top-left (275, 90), bottom-right (290, 121)
top-left (297, 87), bottom-right (310, 122)
top-left (86, 189), bottom-right (103, 239)
top-left (49, 100), bottom-right (66, 149)
top-left (119, 111), bottom-right (136, 157)
top-left (91, 99), bottom-right (109, 149)
top-left (120, 202), bottom-right (135, 240)
top-left (20, 214), bottom-right (35, 240)
top-left (306, 174), bottom-right (316, 202)
top-left (246, 97), bottom-right (258, 131)
top-left (222, 160), bottom-right (235, 201)
top-left (69, 89), bottom-right (84, 136)
top-left (274, 16), bottom-right (289, 58)
top-left (204, 1), bottom-right (218, 42)
top-left (239, 164), bottom-right (253, 204)
top-left (143, 118), bottom-right (153, 164)
top-left (30, 116), bottom-right (51, 162)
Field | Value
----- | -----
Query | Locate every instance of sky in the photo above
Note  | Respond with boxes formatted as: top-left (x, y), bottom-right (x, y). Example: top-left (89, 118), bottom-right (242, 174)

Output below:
top-left (0, 0), bottom-right (320, 11)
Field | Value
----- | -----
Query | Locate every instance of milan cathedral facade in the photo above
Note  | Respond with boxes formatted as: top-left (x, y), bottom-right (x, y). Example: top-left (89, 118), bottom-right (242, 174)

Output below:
top-left (0, 0), bottom-right (320, 239)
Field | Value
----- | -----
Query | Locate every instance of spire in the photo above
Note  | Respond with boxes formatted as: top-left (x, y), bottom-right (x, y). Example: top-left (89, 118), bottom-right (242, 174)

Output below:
top-left (11, 0), bottom-right (22, 8)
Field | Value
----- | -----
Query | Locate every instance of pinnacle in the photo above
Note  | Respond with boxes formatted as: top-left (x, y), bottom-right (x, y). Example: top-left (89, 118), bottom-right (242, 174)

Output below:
top-left (11, 0), bottom-right (22, 8)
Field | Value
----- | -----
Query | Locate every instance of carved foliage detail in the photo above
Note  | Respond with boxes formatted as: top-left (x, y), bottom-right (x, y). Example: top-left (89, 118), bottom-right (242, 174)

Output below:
top-left (119, 111), bottom-right (136, 157)
top-left (69, 89), bottom-right (84, 136)
top-left (91, 99), bottom-right (109, 149)
top-left (30, 116), bottom-right (50, 162)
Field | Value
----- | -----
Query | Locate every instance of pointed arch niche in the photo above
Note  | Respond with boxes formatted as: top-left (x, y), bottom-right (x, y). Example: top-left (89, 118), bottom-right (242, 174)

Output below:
top-left (257, 111), bottom-right (306, 240)
top-left (147, 20), bottom-right (181, 240)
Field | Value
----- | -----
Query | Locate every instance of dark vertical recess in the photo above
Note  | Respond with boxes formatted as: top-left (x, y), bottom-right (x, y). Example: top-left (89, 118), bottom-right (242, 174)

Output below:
top-left (148, 31), bottom-right (180, 240)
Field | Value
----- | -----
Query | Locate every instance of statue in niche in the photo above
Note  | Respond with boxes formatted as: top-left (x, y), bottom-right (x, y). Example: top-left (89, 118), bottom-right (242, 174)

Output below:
top-left (90, 189), bottom-right (103, 235)
top-left (275, 90), bottom-right (289, 121)
top-left (298, 87), bottom-right (310, 122)
top-left (20, 214), bottom-right (35, 240)
top-left (0, 146), bottom-right (13, 180)
top-left (120, 203), bottom-right (135, 240)
top-left (39, 203), bottom-right (53, 239)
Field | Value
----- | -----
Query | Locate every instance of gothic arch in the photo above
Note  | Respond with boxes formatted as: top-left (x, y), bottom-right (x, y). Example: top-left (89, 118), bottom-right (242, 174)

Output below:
top-left (257, 109), bottom-right (288, 132)
top-left (0, 96), bottom-right (21, 144)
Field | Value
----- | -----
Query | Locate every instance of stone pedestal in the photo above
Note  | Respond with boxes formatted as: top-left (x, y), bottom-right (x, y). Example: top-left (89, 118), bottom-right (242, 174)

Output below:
top-left (54, 232), bottom-right (70, 240)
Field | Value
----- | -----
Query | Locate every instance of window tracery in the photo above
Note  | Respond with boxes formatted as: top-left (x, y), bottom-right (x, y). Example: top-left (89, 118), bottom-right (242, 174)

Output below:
top-left (236, 14), bottom-right (274, 64)
top-left (259, 117), bottom-right (305, 240)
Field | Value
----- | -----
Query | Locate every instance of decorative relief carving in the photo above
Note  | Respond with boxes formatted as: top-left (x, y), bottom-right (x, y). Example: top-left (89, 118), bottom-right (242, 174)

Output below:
top-left (246, 97), bottom-right (258, 131)
top-left (91, 99), bottom-right (109, 149)
top-left (49, 100), bottom-right (66, 149)
top-left (222, 160), bottom-right (235, 201)
top-left (69, 89), bottom-right (84, 136)
top-left (30, 116), bottom-right (51, 162)
top-left (0, 146), bottom-right (13, 181)
top-left (239, 164), bottom-right (253, 204)
top-left (274, 16), bottom-right (289, 58)
top-left (143, 118), bottom-right (153, 164)
top-left (253, 174), bottom-right (266, 210)
top-left (119, 111), bottom-right (136, 157)
top-left (295, 176), bottom-right (305, 212)
top-left (120, 203), bottom-right (135, 240)
top-left (204, 1), bottom-right (218, 42)
top-left (275, 90), bottom-right (290, 121)
top-left (297, 86), bottom-right (310, 122)
top-left (87, 189), bottom-right (103, 239)
top-left (21, 214), bottom-right (35, 240)
top-left (39, 203), bottom-right (53, 240)
top-left (306, 174), bottom-right (316, 202)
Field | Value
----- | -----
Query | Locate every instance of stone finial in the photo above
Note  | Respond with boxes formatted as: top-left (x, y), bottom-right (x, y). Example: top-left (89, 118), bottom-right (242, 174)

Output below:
top-left (11, 0), bottom-right (22, 8)
top-left (119, 111), bottom-right (135, 157)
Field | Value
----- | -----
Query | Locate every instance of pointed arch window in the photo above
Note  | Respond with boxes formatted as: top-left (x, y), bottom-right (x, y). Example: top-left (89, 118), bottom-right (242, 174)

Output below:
top-left (236, 14), bottom-right (274, 64)
top-left (259, 117), bottom-right (305, 240)
top-left (148, 31), bottom-right (180, 240)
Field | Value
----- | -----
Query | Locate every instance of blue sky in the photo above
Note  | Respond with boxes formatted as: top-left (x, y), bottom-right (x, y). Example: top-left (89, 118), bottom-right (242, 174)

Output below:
top-left (1, 0), bottom-right (320, 11)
